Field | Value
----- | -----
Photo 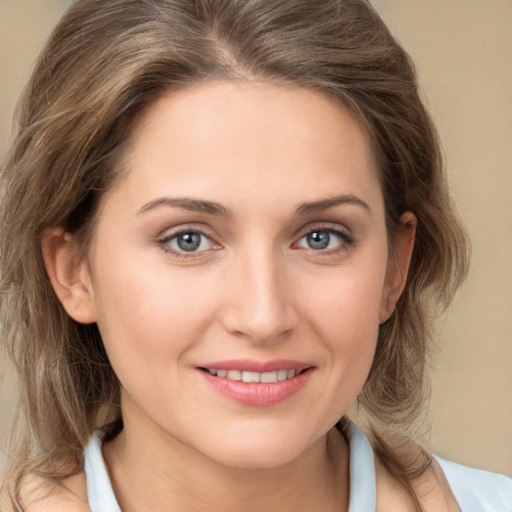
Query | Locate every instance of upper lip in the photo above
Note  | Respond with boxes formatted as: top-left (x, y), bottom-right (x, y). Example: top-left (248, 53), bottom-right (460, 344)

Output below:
top-left (197, 359), bottom-right (313, 373)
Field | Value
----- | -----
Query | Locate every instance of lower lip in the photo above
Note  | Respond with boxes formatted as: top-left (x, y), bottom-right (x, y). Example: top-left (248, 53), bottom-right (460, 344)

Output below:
top-left (199, 368), bottom-right (314, 406)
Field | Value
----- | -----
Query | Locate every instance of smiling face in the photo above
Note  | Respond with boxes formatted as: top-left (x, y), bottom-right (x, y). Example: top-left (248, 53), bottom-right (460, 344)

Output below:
top-left (46, 81), bottom-right (414, 469)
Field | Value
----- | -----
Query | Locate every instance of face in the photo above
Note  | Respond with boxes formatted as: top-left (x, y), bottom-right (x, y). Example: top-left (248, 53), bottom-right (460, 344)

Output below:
top-left (50, 82), bottom-right (414, 469)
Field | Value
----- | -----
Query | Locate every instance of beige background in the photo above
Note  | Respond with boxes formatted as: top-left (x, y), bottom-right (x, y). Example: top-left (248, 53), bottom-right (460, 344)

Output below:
top-left (1, 0), bottom-right (511, 476)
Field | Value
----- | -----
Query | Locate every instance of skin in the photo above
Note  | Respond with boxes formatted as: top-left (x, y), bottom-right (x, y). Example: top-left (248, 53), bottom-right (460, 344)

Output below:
top-left (29, 82), bottom-right (459, 511)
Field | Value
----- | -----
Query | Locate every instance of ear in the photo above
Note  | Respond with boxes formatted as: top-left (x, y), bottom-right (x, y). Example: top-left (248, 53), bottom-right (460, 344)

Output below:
top-left (41, 228), bottom-right (97, 324)
top-left (379, 211), bottom-right (417, 323)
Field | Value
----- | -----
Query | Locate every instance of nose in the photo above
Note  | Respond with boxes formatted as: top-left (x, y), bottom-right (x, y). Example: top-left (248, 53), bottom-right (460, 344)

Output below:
top-left (221, 248), bottom-right (299, 344)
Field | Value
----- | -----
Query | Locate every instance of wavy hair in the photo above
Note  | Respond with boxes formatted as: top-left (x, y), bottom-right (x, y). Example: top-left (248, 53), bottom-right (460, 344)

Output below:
top-left (0, 0), bottom-right (469, 508)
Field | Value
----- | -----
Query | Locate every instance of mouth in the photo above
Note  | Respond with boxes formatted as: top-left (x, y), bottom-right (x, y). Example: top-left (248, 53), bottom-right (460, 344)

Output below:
top-left (196, 360), bottom-right (315, 406)
top-left (198, 367), bottom-right (308, 383)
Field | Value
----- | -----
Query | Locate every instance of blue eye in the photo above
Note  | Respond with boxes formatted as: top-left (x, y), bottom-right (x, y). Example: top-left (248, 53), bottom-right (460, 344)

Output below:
top-left (164, 231), bottom-right (214, 253)
top-left (297, 228), bottom-right (351, 251)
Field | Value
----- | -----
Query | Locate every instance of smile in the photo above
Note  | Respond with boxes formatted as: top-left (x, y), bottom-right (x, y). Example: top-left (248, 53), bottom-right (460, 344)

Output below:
top-left (198, 362), bottom-right (314, 406)
top-left (202, 368), bottom-right (300, 383)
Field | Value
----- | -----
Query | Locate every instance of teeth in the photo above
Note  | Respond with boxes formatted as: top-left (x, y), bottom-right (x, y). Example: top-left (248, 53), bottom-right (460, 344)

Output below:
top-left (260, 371), bottom-right (278, 383)
top-left (226, 370), bottom-right (242, 381)
top-left (205, 368), bottom-right (300, 382)
top-left (277, 369), bottom-right (288, 381)
top-left (242, 371), bottom-right (260, 383)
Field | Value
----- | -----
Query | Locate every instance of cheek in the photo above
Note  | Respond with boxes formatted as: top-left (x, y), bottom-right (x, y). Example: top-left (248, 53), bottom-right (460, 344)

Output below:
top-left (302, 265), bottom-right (385, 381)
top-left (91, 257), bottom-right (220, 380)
top-left (305, 263), bottom-right (385, 336)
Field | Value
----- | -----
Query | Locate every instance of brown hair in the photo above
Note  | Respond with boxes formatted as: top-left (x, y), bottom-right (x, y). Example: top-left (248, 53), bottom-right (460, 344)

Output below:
top-left (0, 0), bottom-right (469, 507)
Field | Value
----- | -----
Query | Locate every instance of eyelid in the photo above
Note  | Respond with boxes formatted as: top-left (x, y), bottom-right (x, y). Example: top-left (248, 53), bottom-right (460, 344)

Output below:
top-left (294, 222), bottom-right (354, 242)
top-left (156, 224), bottom-right (222, 257)
top-left (292, 222), bottom-right (355, 252)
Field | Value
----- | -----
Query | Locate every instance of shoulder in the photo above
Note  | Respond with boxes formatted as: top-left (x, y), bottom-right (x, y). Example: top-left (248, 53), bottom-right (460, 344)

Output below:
top-left (2, 472), bottom-right (90, 512)
top-left (436, 456), bottom-right (512, 512)
top-left (373, 447), bottom-right (460, 512)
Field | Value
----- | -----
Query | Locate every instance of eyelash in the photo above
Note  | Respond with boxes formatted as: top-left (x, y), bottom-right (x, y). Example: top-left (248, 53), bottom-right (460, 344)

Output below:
top-left (156, 224), bottom-right (355, 259)
top-left (157, 227), bottom-right (220, 260)
top-left (294, 225), bottom-right (355, 254)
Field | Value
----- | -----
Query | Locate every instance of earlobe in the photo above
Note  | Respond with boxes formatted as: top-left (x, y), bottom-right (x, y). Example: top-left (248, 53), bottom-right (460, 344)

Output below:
top-left (379, 211), bottom-right (417, 323)
top-left (41, 228), bottom-right (97, 324)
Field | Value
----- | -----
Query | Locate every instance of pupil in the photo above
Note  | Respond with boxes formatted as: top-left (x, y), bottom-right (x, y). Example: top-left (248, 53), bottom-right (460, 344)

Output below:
top-left (307, 231), bottom-right (329, 250)
top-left (177, 232), bottom-right (201, 251)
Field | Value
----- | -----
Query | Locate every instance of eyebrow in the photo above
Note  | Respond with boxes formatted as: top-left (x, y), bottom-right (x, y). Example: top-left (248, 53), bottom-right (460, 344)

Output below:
top-left (136, 193), bottom-right (371, 217)
top-left (294, 194), bottom-right (372, 216)
top-left (137, 197), bottom-right (231, 217)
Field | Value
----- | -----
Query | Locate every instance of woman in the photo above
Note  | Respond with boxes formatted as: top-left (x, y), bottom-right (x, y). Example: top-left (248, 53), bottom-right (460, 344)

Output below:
top-left (1, 0), bottom-right (510, 510)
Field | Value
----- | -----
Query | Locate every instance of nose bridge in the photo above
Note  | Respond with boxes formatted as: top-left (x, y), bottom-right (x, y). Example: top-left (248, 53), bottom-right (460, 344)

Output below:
top-left (222, 243), bottom-right (297, 343)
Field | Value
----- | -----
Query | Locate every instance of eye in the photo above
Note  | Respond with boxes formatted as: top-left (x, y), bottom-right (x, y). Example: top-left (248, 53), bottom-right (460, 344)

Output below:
top-left (295, 227), bottom-right (353, 252)
top-left (160, 229), bottom-right (216, 254)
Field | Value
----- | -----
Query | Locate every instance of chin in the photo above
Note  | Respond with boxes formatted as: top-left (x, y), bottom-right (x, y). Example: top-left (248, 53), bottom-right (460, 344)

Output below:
top-left (213, 445), bottom-right (306, 470)
top-left (197, 425), bottom-right (322, 470)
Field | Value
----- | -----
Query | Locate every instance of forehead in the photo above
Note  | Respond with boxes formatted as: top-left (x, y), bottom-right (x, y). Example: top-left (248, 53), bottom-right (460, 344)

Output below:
top-left (107, 81), bottom-right (382, 217)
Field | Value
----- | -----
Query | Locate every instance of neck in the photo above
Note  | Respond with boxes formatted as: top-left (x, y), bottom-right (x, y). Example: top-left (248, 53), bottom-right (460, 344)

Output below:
top-left (102, 413), bottom-right (349, 512)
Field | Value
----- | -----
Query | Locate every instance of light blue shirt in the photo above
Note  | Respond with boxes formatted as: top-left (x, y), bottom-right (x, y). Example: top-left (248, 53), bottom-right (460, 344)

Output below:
top-left (84, 424), bottom-right (512, 511)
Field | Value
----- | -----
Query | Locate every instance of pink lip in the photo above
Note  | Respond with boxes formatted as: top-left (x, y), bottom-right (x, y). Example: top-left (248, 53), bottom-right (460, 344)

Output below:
top-left (198, 359), bottom-right (312, 373)
top-left (196, 359), bottom-right (315, 407)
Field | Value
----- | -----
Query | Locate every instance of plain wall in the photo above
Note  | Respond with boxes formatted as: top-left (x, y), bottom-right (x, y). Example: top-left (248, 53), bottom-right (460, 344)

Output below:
top-left (1, 0), bottom-right (511, 475)
top-left (372, 0), bottom-right (512, 476)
